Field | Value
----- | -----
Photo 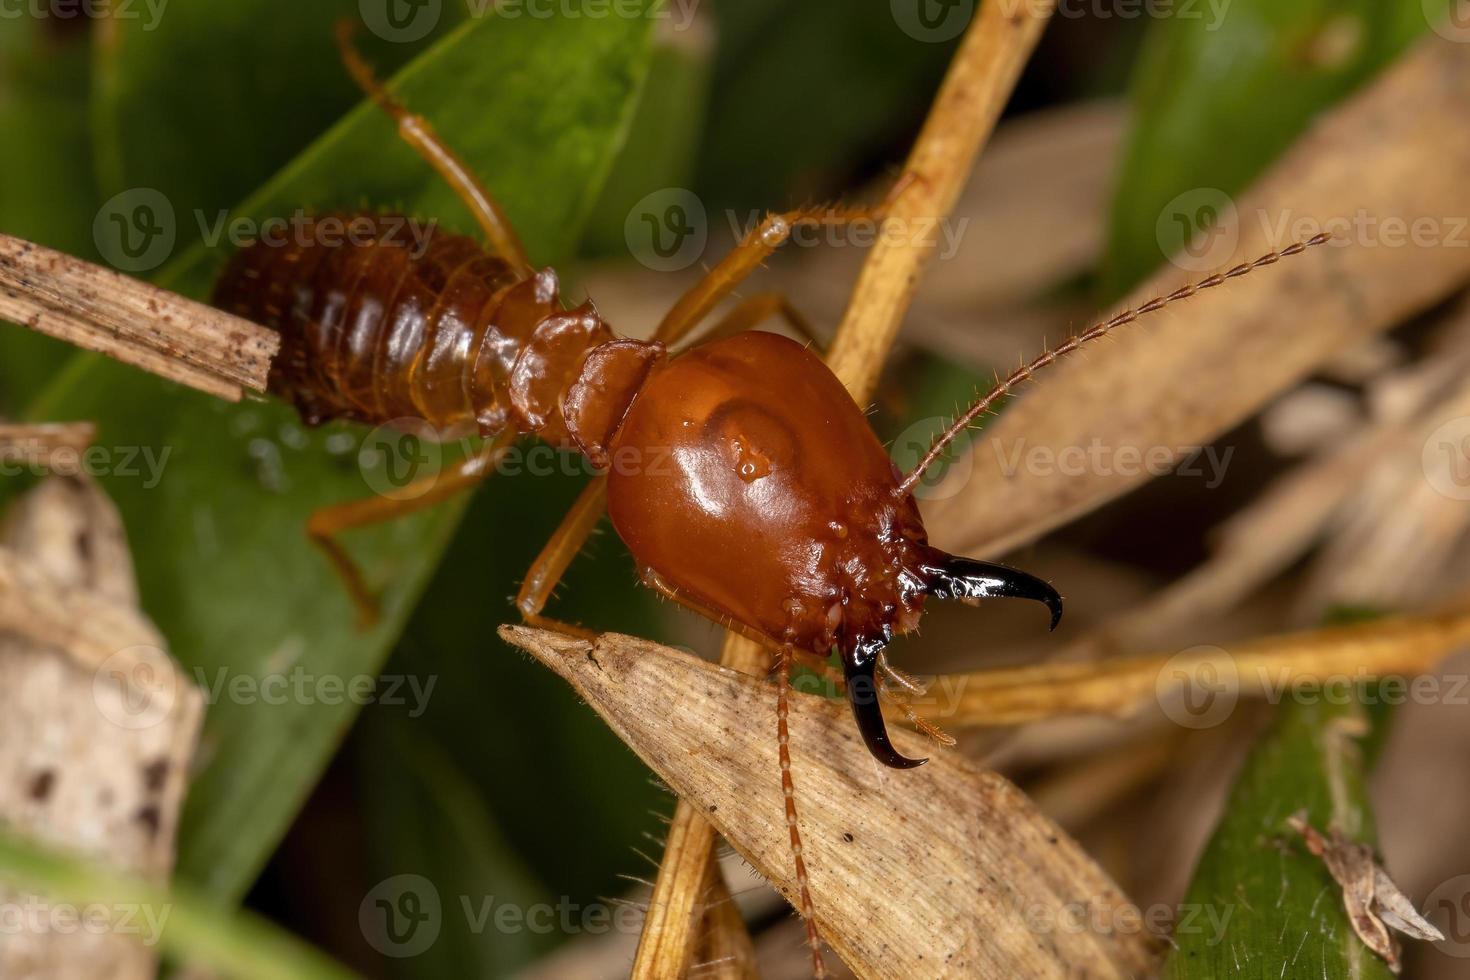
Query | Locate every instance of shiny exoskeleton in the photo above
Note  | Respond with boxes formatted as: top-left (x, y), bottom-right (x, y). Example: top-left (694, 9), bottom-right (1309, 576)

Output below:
top-left (214, 213), bottom-right (1064, 768)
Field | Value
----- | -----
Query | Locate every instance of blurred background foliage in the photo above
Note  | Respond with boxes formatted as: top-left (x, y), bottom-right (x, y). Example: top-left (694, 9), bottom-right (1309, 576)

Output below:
top-left (0, 0), bottom-right (1453, 976)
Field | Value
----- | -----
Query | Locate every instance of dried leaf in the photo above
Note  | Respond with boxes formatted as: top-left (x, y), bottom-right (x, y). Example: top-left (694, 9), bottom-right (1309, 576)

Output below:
top-left (927, 34), bottom-right (1470, 559)
top-left (1289, 813), bottom-right (1445, 973)
top-left (501, 625), bottom-right (1158, 979)
top-left (0, 477), bottom-right (202, 979)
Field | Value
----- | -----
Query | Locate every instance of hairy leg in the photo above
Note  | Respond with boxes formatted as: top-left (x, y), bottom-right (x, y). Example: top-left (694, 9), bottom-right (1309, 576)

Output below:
top-left (336, 19), bottom-right (533, 275)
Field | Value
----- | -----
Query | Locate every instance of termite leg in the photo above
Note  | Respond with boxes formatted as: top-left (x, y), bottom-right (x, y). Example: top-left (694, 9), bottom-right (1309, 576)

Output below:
top-left (514, 476), bottom-right (607, 640)
top-left (684, 291), bottom-right (823, 352)
top-left (335, 19), bottom-right (533, 276)
top-left (308, 434), bottom-right (513, 627)
top-left (652, 191), bottom-right (903, 346)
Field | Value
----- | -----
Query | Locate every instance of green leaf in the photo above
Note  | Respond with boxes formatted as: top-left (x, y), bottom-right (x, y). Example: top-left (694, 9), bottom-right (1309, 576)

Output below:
top-left (90, 0), bottom-right (465, 256)
top-left (0, 19), bottom-right (101, 410)
top-left (1104, 0), bottom-right (1434, 295)
top-left (1163, 696), bottom-right (1392, 978)
top-left (365, 467), bottom-right (668, 924)
top-left (694, 0), bottom-right (953, 209)
top-left (0, 830), bottom-right (358, 980)
top-left (27, 3), bottom-right (657, 904)
top-left (580, 17), bottom-right (713, 257)
top-left (357, 709), bottom-right (553, 977)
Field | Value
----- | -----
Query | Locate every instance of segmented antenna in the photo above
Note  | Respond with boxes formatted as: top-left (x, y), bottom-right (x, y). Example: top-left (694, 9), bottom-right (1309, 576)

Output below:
top-left (775, 647), bottom-right (827, 979)
top-left (896, 234), bottom-right (1332, 496)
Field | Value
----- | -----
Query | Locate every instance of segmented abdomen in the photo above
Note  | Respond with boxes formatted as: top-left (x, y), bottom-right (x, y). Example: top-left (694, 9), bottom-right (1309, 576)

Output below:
top-left (212, 213), bottom-right (585, 438)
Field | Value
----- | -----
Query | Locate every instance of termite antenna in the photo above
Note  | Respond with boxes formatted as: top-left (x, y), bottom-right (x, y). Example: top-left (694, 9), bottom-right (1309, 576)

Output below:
top-left (896, 233), bottom-right (1332, 495)
top-left (775, 646), bottom-right (828, 979)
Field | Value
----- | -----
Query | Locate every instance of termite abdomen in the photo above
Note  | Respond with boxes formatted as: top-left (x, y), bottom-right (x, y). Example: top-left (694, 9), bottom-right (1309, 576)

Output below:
top-left (212, 213), bottom-right (625, 444)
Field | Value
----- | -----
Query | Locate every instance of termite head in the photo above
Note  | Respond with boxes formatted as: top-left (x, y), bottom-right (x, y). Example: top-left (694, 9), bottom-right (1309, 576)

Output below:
top-left (604, 330), bottom-right (1063, 769)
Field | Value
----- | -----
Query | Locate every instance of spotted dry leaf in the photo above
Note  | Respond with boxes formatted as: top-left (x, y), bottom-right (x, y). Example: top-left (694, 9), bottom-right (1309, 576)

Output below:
top-left (1288, 812), bottom-right (1445, 974)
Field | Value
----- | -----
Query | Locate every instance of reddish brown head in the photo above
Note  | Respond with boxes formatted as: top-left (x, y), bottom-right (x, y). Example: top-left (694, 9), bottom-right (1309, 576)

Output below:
top-left (603, 331), bottom-right (1061, 768)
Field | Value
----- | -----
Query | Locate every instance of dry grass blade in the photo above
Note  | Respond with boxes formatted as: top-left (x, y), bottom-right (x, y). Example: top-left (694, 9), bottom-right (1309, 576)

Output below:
top-left (927, 34), bottom-right (1470, 558)
top-left (502, 625), bottom-right (1157, 980)
top-left (636, 5), bottom-right (1056, 975)
top-left (826, 0), bottom-right (1055, 403)
top-left (0, 233), bottom-right (278, 401)
top-left (914, 608), bottom-right (1470, 728)
top-left (631, 785), bottom-right (731, 977)
top-left (691, 853), bottom-right (757, 979)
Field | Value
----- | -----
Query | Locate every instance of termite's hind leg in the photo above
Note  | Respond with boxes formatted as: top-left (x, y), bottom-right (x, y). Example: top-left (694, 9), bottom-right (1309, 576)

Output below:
top-left (334, 19), bottom-right (533, 276)
top-left (308, 435), bottom-right (512, 628)
top-left (514, 476), bottom-right (607, 640)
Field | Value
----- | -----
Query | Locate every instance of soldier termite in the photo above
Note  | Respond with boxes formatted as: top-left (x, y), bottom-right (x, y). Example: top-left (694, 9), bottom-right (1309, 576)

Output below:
top-left (211, 20), bottom-right (1329, 976)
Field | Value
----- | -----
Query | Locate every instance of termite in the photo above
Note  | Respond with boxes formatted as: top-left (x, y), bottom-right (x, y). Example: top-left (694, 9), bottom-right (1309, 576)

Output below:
top-left (213, 22), bottom-right (1329, 976)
